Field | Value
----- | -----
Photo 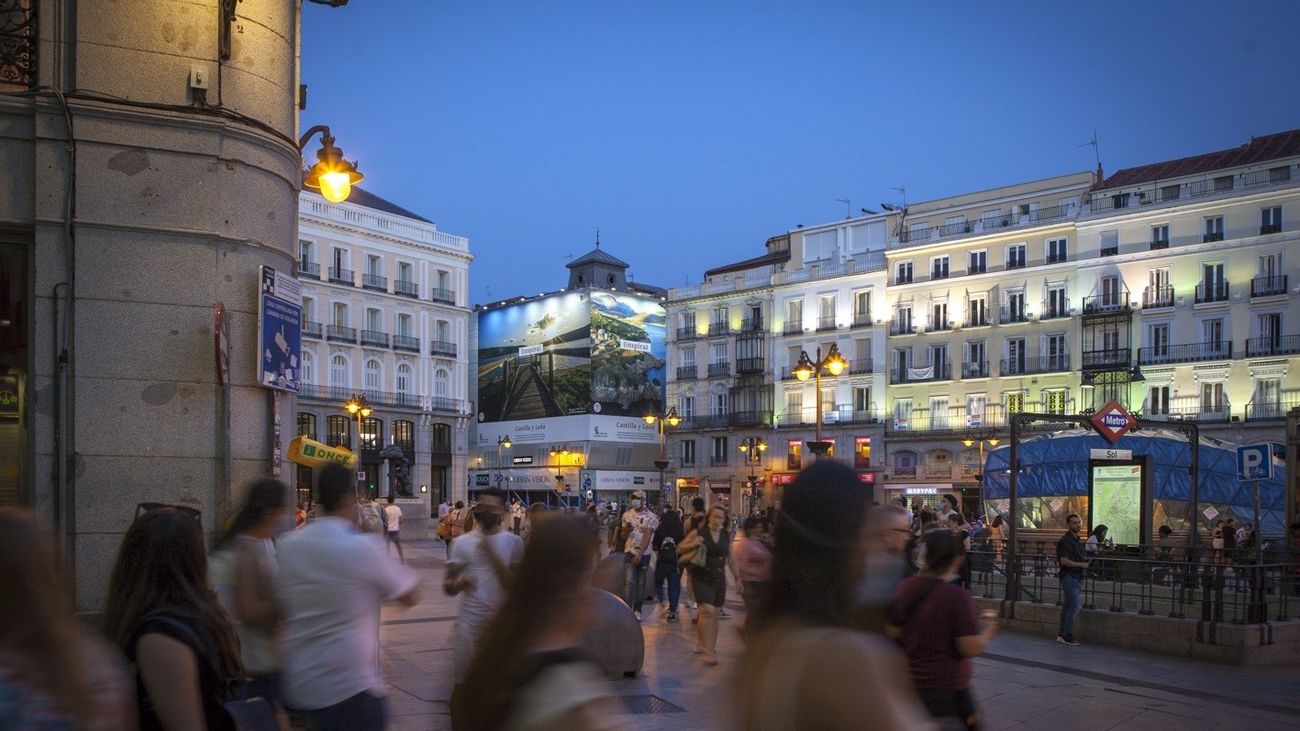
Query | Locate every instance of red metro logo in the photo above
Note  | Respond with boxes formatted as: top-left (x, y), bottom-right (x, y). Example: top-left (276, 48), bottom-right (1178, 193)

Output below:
top-left (1089, 400), bottom-right (1136, 444)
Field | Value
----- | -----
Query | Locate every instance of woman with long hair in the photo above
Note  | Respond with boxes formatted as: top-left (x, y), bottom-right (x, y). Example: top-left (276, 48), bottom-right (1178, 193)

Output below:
top-left (455, 513), bottom-right (618, 730)
top-left (735, 460), bottom-right (935, 730)
top-left (677, 505), bottom-right (736, 666)
top-left (103, 507), bottom-right (245, 731)
top-left (0, 509), bottom-right (133, 730)
top-left (210, 479), bottom-right (288, 701)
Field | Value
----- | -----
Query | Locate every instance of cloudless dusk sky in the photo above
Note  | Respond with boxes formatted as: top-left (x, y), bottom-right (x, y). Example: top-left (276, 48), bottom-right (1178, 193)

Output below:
top-left (302, 1), bottom-right (1300, 302)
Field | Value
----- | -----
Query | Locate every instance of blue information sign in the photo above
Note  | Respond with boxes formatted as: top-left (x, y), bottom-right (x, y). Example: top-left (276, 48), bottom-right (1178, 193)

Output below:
top-left (1236, 444), bottom-right (1273, 481)
top-left (259, 266), bottom-right (302, 393)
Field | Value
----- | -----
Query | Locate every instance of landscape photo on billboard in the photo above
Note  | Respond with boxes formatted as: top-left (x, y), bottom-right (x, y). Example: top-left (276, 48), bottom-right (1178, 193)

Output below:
top-left (476, 292), bottom-right (592, 423)
top-left (588, 291), bottom-right (666, 417)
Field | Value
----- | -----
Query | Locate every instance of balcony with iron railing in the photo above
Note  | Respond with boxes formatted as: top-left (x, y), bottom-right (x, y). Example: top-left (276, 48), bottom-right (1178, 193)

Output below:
top-left (709, 321), bottom-right (731, 337)
top-left (925, 319), bottom-right (951, 333)
top-left (1246, 397), bottom-right (1300, 422)
top-left (736, 358), bottom-right (765, 374)
top-left (298, 260), bottom-right (321, 279)
top-left (1261, 223), bottom-right (1283, 235)
top-left (683, 414), bottom-right (729, 430)
top-left (707, 362), bottom-right (731, 378)
top-left (1040, 302), bottom-right (1073, 320)
top-left (1146, 396), bottom-right (1231, 423)
top-left (326, 324), bottom-right (357, 343)
top-left (298, 384), bottom-right (427, 411)
top-left (1082, 289), bottom-right (1131, 316)
top-left (729, 410), bottom-right (774, 427)
top-left (1000, 354), bottom-right (1070, 376)
top-left (676, 365), bottom-right (698, 380)
top-left (362, 273), bottom-right (388, 292)
top-left (999, 306), bottom-right (1029, 325)
top-left (1251, 275), bottom-right (1288, 298)
top-left (889, 320), bottom-right (917, 336)
top-left (394, 279), bottom-right (418, 298)
top-left (328, 266), bottom-right (354, 285)
top-left (1150, 239), bottom-right (1169, 250)
top-left (848, 358), bottom-right (874, 375)
top-left (740, 317), bottom-right (765, 333)
top-left (1247, 334), bottom-right (1300, 357)
top-left (302, 321), bottom-right (323, 339)
top-left (782, 321), bottom-right (804, 336)
top-left (889, 362), bottom-right (951, 384)
top-left (393, 334), bottom-right (420, 353)
top-left (1244, 166), bottom-right (1293, 188)
top-left (1195, 281), bottom-right (1229, 304)
top-left (1189, 177), bottom-right (1236, 198)
top-left (964, 309), bottom-right (991, 328)
top-left (1142, 286), bottom-right (1174, 309)
top-left (677, 326), bottom-right (700, 340)
top-left (431, 288), bottom-right (456, 305)
top-left (777, 405), bottom-right (880, 427)
top-left (1082, 349), bottom-right (1130, 370)
top-left (816, 316), bottom-right (838, 332)
top-left (1137, 341), bottom-right (1231, 366)
top-left (1202, 231), bottom-right (1225, 243)
top-left (430, 340), bottom-right (457, 358)
top-left (851, 312), bottom-right (872, 328)
top-left (895, 204), bottom-right (1071, 248)
top-left (360, 329), bottom-right (389, 348)
top-left (961, 361), bottom-right (989, 379)
top-left (710, 455), bottom-right (730, 466)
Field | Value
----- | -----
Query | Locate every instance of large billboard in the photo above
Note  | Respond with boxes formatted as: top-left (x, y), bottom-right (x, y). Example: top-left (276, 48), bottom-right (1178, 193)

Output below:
top-left (476, 289), bottom-right (666, 441)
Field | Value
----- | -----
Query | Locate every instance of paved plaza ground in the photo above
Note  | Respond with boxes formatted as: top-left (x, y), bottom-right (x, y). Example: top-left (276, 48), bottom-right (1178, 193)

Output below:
top-left (376, 539), bottom-right (1300, 730)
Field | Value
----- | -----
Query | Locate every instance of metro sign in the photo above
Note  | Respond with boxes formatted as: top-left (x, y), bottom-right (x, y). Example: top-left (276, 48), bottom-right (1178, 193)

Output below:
top-left (1090, 400), bottom-right (1136, 444)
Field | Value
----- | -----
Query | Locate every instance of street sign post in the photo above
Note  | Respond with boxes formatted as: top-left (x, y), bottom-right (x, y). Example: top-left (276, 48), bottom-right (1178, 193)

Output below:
top-left (1089, 400), bottom-right (1136, 443)
top-left (1237, 443), bottom-right (1272, 609)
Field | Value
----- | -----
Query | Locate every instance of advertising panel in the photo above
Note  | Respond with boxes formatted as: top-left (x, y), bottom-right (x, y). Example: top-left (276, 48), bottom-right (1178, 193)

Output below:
top-left (587, 291), bottom-right (666, 417)
top-left (579, 469), bottom-right (658, 491)
top-left (258, 266), bottom-right (301, 392)
top-left (477, 292), bottom-right (592, 423)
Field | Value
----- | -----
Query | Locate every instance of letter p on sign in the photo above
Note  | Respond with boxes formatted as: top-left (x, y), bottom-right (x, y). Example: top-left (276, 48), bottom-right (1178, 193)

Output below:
top-left (1236, 444), bottom-right (1273, 481)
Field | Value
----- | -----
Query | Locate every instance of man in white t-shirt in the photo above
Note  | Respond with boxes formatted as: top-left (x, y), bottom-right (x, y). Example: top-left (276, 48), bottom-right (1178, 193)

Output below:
top-left (444, 488), bottom-right (524, 714)
top-left (509, 497), bottom-right (527, 535)
top-left (277, 464), bottom-right (420, 730)
top-left (383, 495), bottom-right (405, 563)
top-left (621, 489), bottom-right (659, 621)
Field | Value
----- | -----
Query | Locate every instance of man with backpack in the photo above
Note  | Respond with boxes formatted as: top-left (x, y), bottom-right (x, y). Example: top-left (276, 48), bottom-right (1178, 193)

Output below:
top-left (652, 506), bottom-right (685, 622)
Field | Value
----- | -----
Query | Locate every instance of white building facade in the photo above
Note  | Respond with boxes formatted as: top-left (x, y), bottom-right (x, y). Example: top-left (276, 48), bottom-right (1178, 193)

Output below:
top-left (296, 188), bottom-right (473, 537)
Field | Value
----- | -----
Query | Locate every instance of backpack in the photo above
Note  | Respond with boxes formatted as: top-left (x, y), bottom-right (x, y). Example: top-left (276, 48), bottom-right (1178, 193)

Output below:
top-left (658, 536), bottom-right (678, 567)
top-left (358, 502), bottom-right (382, 533)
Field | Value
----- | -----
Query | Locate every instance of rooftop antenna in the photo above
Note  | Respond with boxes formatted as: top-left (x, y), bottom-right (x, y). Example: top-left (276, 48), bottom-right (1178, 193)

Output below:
top-left (834, 198), bottom-right (851, 218)
top-left (891, 186), bottom-right (907, 210)
top-left (595, 226), bottom-right (601, 249)
top-left (485, 285), bottom-right (491, 298)
top-left (1079, 129), bottom-right (1101, 168)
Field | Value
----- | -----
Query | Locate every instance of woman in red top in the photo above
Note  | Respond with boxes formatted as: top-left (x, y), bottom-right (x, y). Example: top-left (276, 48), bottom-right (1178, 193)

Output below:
top-left (889, 531), bottom-right (998, 730)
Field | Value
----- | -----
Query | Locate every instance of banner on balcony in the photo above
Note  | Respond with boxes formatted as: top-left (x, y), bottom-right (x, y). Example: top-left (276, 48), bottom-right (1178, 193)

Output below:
top-left (907, 364), bottom-right (933, 380)
top-left (258, 265), bottom-right (302, 393)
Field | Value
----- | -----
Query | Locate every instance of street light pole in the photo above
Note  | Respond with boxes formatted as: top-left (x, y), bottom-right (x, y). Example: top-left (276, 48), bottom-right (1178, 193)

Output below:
top-left (644, 407), bottom-right (681, 506)
top-left (793, 344), bottom-right (847, 456)
top-left (496, 435), bottom-right (512, 494)
top-left (344, 394), bottom-right (372, 493)
top-left (739, 437), bottom-right (768, 509)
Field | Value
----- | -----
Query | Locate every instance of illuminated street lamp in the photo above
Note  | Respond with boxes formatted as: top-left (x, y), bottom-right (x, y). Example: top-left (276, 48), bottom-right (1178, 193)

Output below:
top-left (793, 344), bottom-right (847, 456)
top-left (644, 407), bottom-right (682, 503)
top-left (496, 435), bottom-right (512, 490)
top-left (549, 444), bottom-right (570, 491)
top-left (963, 431), bottom-right (1001, 479)
top-left (739, 437), bottom-right (768, 501)
top-left (299, 125), bottom-right (364, 203)
top-left (343, 394), bottom-right (372, 489)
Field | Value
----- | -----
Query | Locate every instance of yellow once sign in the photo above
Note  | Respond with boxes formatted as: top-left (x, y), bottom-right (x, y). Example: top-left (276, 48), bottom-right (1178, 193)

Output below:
top-left (287, 435), bottom-right (357, 468)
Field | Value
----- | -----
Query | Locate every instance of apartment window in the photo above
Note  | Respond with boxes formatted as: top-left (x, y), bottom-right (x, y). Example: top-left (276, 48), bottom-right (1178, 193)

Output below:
top-left (713, 306), bottom-right (729, 327)
top-left (930, 302), bottom-right (948, 330)
top-left (712, 437), bottom-right (729, 463)
top-left (785, 391), bottom-right (803, 424)
top-left (1006, 243), bottom-right (1026, 269)
top-left (329, 355), bottom-right (348, 387)
top-left (397, 313), bottom-right (412, 336)
top-left (1258, 313), bottom-right (1282, 348)
top-left (302, 296), bottom-right (314, 324)
top-left (1151, 224), bottom-right (1169, 246)
top-left (332, 247), bottom-right (347, 271)
top-left (1160, 184), bottom-right (1181, 201)
top-left (332, 302), bottom-right (348, 327)
top-left (678, 394), bottom-right (695, 419)
top-left (683, 311), bottom-right (697, 331)
top-left (854, 437), bottom-right (872, 469)
top-left (785, 299), bottom-right (802, 329)
top-left (434, 368), bottom-right (449, 398)
top-left (981, 209), bottom-right (1003, 228)
top-left (1213, 175), bottom-right (1234, 192)
top-left (787, 440), bottom-right (803, 470)
top-left (1005, 290), bottom-right (1025, 322)
top-left (1149, 323), bottom-right (1170, 357)
top-left (966, 341), bottom-right (986, 376)
top-left (366, 308), bottom-right (382, 332)
top-left (397, 261), bottom-right (413, 284)
top-left (930, 343), bottom-right (949, 372)
top-left (968, 250), bottom-right (986, 274)
top-left (360, 417), bottom-right (382, 451)
top-left (297, 412), bottom-right (317, 440)
top-left (967, 295), bottom-right (988, 326)
top-left (396, 363), bottom-right (412, 394)
top-left (366, 255), bottom-right (382, 277)
top-left (1261, 206), bottom-right (1282, 234)
top-left (929, 396), bottom-right (949, 430)
top-left (301, 351), bottom-right (314, 384)
top-left (1046, 334), bottom-right (1067, 369)
top-left (1100, 274), bottom-right (1122, 308)
top-left (711, 343), bottom-right (727, 364)
top-left (852, 386), bottom-right (872, 414)
top-left (1005, 391), bottom-right (1025, 414)
top-left (1254, 379), bottom-right (1282, 410)
top-left (711, 389), bottom-right (728, 415)
top-left (681, 347), bottom-right (696, 367)
top-left (819, 295), bottom-right (836, 327)
top-left (1100, 230), bottom-right (1119, 257)
top-left (1101, 328), bottom-right (1120, 353)
top-left (436, 320), bottom-right (451, 342)
top-left (1202, 317), bottom-right (1224, 348)
top-left (393, 420), bottom-right (415, 454)
top-left (1046, 238), bottom-right (1067, 263)
top-left (853, 290), bottom-right (871, 323)
top-left (680, 439), bottom-right (696, 466)
top-left (325, 415), bottom-right (350, 449)
top-left (1046, 285), bottom-right (1067, 318)
top-left (363, 359), bottom-right (381, 394)
top-left (1043, 389), bottom-right (1068, 414)
top-left (437, 270), bottom-right (450, 290)
top-left (1149, 385), bottom-right (1170, 415)
top-left (1204, 216), bottom-right (1224, 242)
top-left (299, 239), bottom-right (314, 264)
top-left (895, 305), bottom-right (913, 332)
top-left (1201, 382), bottom-right (1225, 414)
top-left (1005, 338), bottom-right (1026, 373)
top-left (896, 261), bottom-right (913, 284)
top-left (931, 256), bottom-right (950, 280)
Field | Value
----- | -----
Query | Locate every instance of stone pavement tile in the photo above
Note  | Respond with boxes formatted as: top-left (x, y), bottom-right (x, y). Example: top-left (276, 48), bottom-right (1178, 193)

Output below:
top-left (1106, 709), bottom-right (1222, 731)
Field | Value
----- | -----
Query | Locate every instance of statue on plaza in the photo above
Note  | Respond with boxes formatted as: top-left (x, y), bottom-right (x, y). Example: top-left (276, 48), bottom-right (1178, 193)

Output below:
top-left (379, 443), bottom-right (414, 497)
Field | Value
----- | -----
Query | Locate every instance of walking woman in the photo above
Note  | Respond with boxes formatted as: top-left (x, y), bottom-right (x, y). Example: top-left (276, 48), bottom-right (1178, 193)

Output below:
top-left (210, 479), bottom-right (289, 702)
top-left (652, 506), bottom-right (686, 622)
top-left (0, 509), bottom-right (133, 730)
top-left (103, 507), bottom-right (246, 731)
top-left (735, 460), bottom-right (935, 730)
top-left (678, 505), bottom-right (735, 666)
top-left (456, 513), bottom-right (619, 730)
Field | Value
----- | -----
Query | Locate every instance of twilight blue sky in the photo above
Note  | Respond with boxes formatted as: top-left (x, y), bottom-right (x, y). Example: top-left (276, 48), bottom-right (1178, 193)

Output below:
top-left (302, 1), bottom-right (1300, 303)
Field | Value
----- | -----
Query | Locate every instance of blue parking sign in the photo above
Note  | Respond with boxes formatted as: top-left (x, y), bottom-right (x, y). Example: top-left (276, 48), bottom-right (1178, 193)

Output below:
top-left (1236, 444), bottom-right (1273, 481)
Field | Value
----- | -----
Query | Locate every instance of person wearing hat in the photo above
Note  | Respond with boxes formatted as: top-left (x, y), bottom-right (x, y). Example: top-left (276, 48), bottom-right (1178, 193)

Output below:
top-left (621, 490), bottom-right (659, 620)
